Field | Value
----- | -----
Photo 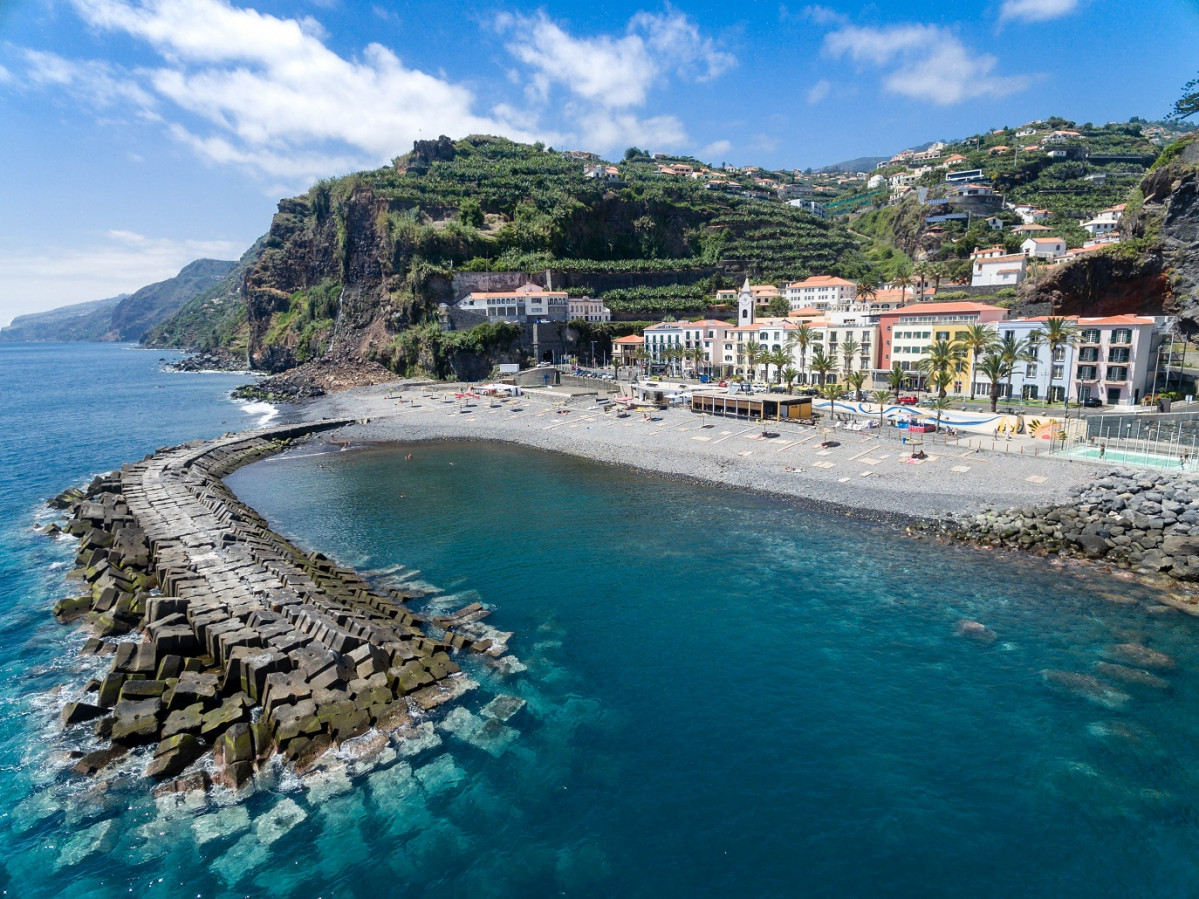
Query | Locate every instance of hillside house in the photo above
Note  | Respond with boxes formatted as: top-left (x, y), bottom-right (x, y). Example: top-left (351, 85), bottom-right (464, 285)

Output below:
top-left (1021, 236), bottom-right (1067, 259)
top-left (970, 247), bottom-right (1027, 287)
top-left (1080, 203), bottom-right (1125, 236)
top-left (568, 297), bottom-right (611, 322)
top-left (783, 276), bottom-right (856, 311)
top-left (456, 283), bottom-right (568, 323)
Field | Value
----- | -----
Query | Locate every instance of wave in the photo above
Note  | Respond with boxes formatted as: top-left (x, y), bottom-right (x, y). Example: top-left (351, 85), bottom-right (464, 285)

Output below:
top-left (237, 401), bottom-right (278, 428)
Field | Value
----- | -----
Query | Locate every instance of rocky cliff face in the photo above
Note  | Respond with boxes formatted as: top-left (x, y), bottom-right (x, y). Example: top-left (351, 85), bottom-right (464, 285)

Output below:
top-left (1014, 141), bottom-right (1199, 327)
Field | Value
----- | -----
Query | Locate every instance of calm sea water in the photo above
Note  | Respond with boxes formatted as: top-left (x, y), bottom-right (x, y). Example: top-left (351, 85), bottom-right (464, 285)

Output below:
top-left (3, 343), bottom-right (1199, 897)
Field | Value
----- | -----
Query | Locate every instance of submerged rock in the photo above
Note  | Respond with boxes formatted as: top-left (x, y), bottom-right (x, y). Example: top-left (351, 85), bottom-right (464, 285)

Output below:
top-left (1105, 643), bottom-right (1177, 671)
top-left (1094, 662), bottom-right (1172, 691)
top-left (1042, 670), bottom-right (1131, 709)
top-left (55, 818), bottom-right (117, 870)
top-left (954, 619), bottom-right (997, 644)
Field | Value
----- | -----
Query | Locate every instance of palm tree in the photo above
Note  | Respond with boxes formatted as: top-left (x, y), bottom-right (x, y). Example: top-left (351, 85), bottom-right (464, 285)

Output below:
top-left (787, 324), bottom-right (813, 384)
top-left (929, 369), bottom-right (955, 401)
top-left (840, 337), bottom-right (861, 378)
top-left (926, 395), bottom-right (954, 434)
top-left (742, 338), bottom-right (761, 380)
top-left (977, 352), bottom-right (1008, 413)
top-left (782, 366), bottom-right (799, 394)
top-left (632, 346), bottom-right (649, 375)
top-left (871, 388), bottom-right (892, 430)
top-left (809, 347), bottom-right (836, 389)
top-left (997, 334), bottom-right (1035, 404)
top-left (613, 357), bottom-right (623, 382)
top-left (918, 339), bottom-right (965, 398)
top-left (912, 262), bottom-right (929, 302)
top-left (1029, 316), bottom-right (1079, 406)
top-left (819, 382), bottom-right (842, 425)
top-left (854, 280), bottom-right (878, 305)
top-left (954, 324), bottom-right (998, 401)
top-left (767, 347), bottom-right (790, 384)
top-left (887, 362), bottom-right (906, 402)
top-left (846, 370), bottom-right (866, 401)
top-left (893, 272), bottom-right (914, 302)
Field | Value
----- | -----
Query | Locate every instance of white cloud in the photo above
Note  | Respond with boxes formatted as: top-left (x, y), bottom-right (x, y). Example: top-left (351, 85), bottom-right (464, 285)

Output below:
top-left (807, 78), bottom-right (831, 103)
top-left (700, 139), bottom-right (732, 159)
top-left (999, 0), bottom-right (1079, 23)
top-left (0, 64), bottom-right (12, 84)
top-left (0, 231), bottom-right (246, 328)
top-left (22, 0), bottom-right (538, 185)
top-left (803, 5), bottom-right (849, 26)
top-left (824, 23), bottom-right (1033, 105)
top-left (494, 8), bottom-right (733, 109)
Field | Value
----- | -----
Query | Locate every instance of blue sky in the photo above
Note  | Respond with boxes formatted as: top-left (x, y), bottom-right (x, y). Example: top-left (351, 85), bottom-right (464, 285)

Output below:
top-left (1, 0), bottom-right (1195, 325)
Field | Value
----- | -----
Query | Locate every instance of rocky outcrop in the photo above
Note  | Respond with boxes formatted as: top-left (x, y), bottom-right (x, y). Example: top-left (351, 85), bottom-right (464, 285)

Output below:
top-left (919, 468), bottom-right (1199, 605)
top-left (50, 421), bottom-right (503, 795)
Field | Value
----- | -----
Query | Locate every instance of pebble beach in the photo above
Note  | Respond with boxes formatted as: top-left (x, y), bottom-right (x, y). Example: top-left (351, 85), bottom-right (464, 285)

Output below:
top-left (303, 381), bottom-right (1105, 521)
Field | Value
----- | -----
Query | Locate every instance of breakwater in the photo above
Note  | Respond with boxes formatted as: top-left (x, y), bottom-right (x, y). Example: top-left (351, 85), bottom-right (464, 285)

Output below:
top-left (920, 468), bottom-right (1199, 605)
top-left (48, 421), bottom-right (498, 796)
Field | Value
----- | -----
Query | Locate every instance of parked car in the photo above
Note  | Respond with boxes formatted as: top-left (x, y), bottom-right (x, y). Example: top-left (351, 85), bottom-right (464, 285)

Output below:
top-left (1082, 397), bottom-right (1103, 408)
top-left (896, 396), bottom-right (919, 405)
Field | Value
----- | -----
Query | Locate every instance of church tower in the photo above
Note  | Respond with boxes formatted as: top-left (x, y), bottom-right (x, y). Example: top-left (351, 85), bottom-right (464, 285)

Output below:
top-left (737, 276), bottom-right (755, 326)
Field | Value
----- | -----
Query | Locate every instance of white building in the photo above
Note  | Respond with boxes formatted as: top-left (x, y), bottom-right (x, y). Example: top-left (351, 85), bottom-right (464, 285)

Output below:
top-left (783, 276), bottom-right (857, 312)
top-left (970, 247), bottom-right (1027, 287)
top-left (1072, 315), bottom-right (1169, 406)
top-left (568, 297), bottom-right (611, 322)
top-left (456, 283), bottom-right (568, 322)
top-left (643, 318), bottom-right (732, 372)
top-left (1021, 236), bottom-right (1067, 260)
top-left (987, 318), bottom-right (1077, 403)
top-left (1080, 203), bottom-right (1125, 237)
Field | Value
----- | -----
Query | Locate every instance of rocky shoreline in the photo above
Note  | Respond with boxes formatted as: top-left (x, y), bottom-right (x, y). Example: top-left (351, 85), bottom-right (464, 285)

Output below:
top-left (46, 420), bottom-right (506, 800)
top-left (918, 468), bottom-right (1199, 612)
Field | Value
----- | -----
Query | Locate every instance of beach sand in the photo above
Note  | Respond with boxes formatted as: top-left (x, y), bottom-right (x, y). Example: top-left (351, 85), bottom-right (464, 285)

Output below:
top-left (301, 382), bottom-right (1105, 521)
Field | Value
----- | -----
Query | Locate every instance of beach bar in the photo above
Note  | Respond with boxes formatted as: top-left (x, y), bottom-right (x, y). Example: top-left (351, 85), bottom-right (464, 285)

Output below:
top-left (690, 392), bottom-right (812, 421)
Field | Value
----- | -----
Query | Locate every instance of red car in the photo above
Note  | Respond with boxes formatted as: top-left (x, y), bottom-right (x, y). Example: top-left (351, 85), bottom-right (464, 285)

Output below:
top-left (896, 396), bottom-right (919, 405)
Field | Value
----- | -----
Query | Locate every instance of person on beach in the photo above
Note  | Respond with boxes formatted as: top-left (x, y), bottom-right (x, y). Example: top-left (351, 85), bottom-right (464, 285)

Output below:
top-left (1099, 443), bottom-right (1106, 459)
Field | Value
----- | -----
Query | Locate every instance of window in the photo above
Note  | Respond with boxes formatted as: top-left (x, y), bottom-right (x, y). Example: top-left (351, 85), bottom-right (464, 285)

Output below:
top-left (1107, 366), bottom-right (1128, 381)
top-left (1052, 346), bottom-right (1066, 362)
top-left (936, 331), bottom-right (950, 341)
top-left (1079, 347), bottom-right (1099, 362)
top-left (1026, 364), bottom-right (1038, 378)
top-left (1107, 348), bottom-right (1130, 363)
top-left (1111, 329), bottom-right (1132, 344)
top-left (1052, 364), bottom-right (1064, 380)
top-left (1080, 329), bottom-right (1101, 344)
top-left (1077, 365), bottom-right (1098, 380)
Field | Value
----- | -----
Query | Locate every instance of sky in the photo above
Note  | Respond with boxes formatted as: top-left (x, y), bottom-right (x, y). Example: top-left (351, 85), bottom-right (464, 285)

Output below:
top-left (0, 0), bottom-right (1196, 326)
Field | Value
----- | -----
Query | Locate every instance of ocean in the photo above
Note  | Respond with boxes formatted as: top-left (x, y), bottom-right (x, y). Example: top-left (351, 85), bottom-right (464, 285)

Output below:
top-left (3, 342), bottom-right (1199, 897)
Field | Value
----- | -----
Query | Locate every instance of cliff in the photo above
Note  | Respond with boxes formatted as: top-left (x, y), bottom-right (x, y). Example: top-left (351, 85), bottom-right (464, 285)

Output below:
top-left (1010, 139), bottom-right (1199, 324)
top-left (231, 134), bottom-right (868, 378)
top-left (0, 295), bottom-right (125, 342)
top-left (0, 259), bottom-right (235, 344)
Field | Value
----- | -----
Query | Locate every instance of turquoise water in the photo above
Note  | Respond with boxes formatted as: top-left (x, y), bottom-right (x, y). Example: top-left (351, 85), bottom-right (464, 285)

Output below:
top-left (1058, 444), bottom-right (1196, 471)
top-left (5, 344), bottom-right (1199, 897)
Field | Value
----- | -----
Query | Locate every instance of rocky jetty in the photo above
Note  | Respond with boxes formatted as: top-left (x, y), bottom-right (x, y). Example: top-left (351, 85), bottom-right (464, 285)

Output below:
top-left (920, 468), bottom-right (1199, 601)
top-left (50, 421), bottom-right (498, 795)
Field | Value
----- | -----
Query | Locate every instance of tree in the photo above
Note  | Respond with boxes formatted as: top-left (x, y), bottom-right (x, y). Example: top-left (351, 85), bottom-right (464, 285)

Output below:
top-left (871, 389), bottom-right (892, 430)
top-left (1029, 316), bottom-right (1079, 406)
top-left (624, 146), bottom-right (646, 160)
top-left (767, 296), bottom-right (790, 318)
top-left (854, 280), bottom-right (878, 304)
top-left (820, 382), bottom-right (842, 425)
top-left (977, 352), bottom-right (1008, 413)
top-left (846, 370), bottom-right (866, 401)
top-left (840, 337), bottom-right (861, 377)
top-left (918, 339), bottom-right (965, 398)
top-left (742, 339), bottom-right (761, 379)
top-left (996, 334), bottom-right (1035, 403)
top-left (887, 362), bottom-right (906, 401)
top-left (767, 347), bottom-right (790, 384)
top-left (1170, 72), bottom-right (1199, 121)
top-left (632, 346), bottom-right (649, 374)
top-left (954, 324), bottom-right (998, 401)
top-left (783, 366), bottom-right (799, 394)
top-left (458, 198), bottom-right (484, 228)
top-left (788, 325), bottom-right (814, 384)
top-left (926, 395), bottom-right (953, 434)
top-left (809, 347), bottom-right (836, 388)
top-left (893, 273), bottom-right (914, 302)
